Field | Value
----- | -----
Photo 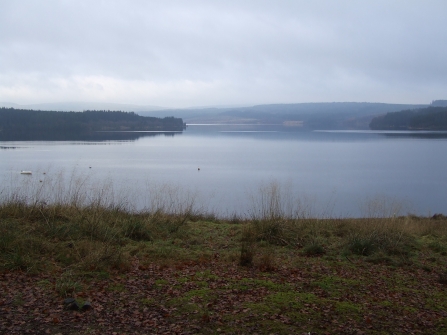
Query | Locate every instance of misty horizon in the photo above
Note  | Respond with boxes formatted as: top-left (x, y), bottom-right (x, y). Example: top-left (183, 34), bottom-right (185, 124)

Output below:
top-left (0, 99), bottom-right (439, 113)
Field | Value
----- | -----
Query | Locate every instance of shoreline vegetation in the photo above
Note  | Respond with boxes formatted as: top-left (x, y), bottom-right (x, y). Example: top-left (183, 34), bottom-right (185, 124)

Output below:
top-left (0, 108), bottom-right (185, 141)
top-left (1, 176), bottom-right (447, 333)
top-left (369, 106), bottom-right (447, 130)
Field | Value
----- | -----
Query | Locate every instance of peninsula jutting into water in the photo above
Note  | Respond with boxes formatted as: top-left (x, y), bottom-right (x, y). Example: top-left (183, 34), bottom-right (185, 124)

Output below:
top-left (0, 108), bottom-right (185, 140)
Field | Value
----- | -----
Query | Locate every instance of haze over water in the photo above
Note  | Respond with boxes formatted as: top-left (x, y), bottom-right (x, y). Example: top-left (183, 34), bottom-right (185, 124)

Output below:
top-left (1, 125), bottom-right (447, 218)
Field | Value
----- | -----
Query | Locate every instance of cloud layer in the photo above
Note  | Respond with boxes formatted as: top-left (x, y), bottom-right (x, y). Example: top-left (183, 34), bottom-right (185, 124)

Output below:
top-left (1, 0), bottom-right (446, 107)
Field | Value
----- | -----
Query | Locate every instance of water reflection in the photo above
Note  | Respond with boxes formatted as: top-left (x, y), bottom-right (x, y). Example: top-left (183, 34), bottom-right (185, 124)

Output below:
top-left (0, 130), bottom-right (183, 141)
top-left (379, 132), bottom-right (447, 139)
top-left (0, 146), bottom-right (20, 149)
top-left (317, 130), bottom-right (447, 140)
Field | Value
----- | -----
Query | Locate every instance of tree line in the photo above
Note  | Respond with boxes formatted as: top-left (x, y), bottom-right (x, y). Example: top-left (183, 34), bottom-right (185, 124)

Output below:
top-left (0, 108), bottom-right (185, 137)
top-left (369, 107), bottom-right (447, 130)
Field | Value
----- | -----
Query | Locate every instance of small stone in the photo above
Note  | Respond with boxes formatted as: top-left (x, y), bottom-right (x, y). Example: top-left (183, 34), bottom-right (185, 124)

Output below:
top-left (63, 298), bottom-right (75, 305)
top-left (63, 298), bottom-right (80, 311)
top-left (69, 302), bottom-right (81, 310)
top-left (81, 301), bottom-right (92, 311)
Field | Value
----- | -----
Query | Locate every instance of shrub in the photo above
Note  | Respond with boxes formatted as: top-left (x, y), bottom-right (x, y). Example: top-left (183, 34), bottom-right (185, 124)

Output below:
top-left (303, 241), bottom-right (326, 256)
top-left (122, 219), bottom-right (152, 241)
top-left (347, 228), bottom-right (415, 260)
top-left (251, 219), bottom-right (287, 245)
top-left (256, 247), bottom-right (276, 271)
top-left (240, 241), bottom-right (255, 267)
top-left (56, 271), bottom-right (83, 297)
top-left (428, 241), bottom-right (446, 254)
top-left (348, 235), bottom-right (377, 256)
top-left (240, 226), bottom-right (256, 266)
top-left (438, 271), bottom-right (447, 285)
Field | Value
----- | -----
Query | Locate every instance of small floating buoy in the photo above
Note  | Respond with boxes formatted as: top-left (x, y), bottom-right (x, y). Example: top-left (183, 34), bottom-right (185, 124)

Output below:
top-left (89, 166), bottom-right (92, 169)
top-left (20, 170), bottom-right (32, 175)
top-left (198, 167), bottom-right (200, 171)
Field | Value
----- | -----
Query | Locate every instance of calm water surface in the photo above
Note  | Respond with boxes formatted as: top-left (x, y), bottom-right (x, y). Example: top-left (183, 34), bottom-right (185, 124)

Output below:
top-left (1, 125), bottom-right (447, 217)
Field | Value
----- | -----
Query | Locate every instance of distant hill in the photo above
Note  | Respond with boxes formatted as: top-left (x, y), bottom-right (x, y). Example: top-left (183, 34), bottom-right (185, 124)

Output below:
top-left (140, 102), bottom-right (427, 130)
top-left (370, 106), bottom-right (447, 130)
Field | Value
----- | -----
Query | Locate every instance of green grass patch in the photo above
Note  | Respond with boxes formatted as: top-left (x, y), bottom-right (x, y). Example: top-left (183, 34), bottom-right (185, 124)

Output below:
top-left (335, 301), bottom-right (362, 314)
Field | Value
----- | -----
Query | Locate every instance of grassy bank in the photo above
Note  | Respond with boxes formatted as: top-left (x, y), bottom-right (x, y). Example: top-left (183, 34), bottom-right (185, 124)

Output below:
top-left (1, 193), bottom-right (447, 334)
top-left (1, 174), bottom-right (447, 334)
top-left (2, 202), bottom-right (447, 273)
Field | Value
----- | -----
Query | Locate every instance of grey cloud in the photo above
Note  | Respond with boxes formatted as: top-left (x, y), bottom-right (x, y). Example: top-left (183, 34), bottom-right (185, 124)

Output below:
top-left (1, 0), bottom-right (447, 106)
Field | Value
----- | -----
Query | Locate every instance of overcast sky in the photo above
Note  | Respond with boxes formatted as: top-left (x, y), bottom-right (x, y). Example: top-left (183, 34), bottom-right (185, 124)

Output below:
top-left (1, 0), bottom-right (446, 108)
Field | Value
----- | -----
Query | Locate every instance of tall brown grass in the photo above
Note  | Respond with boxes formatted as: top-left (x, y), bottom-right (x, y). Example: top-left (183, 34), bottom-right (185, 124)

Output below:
top-left (1, 175), bottom-right (446, 283)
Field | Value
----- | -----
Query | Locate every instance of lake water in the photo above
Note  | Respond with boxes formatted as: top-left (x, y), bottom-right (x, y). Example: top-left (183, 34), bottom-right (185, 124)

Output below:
top-left (1, 125), bottom-right (447, 218)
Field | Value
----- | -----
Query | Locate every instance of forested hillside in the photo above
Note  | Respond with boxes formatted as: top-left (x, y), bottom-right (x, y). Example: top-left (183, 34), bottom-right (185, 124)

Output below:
top-left (0, 108), bottom-right (185, 140)
top-left (369, 107), bottom-right (447, 130)
top-left (140, 102), bottom-right (426, 130)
